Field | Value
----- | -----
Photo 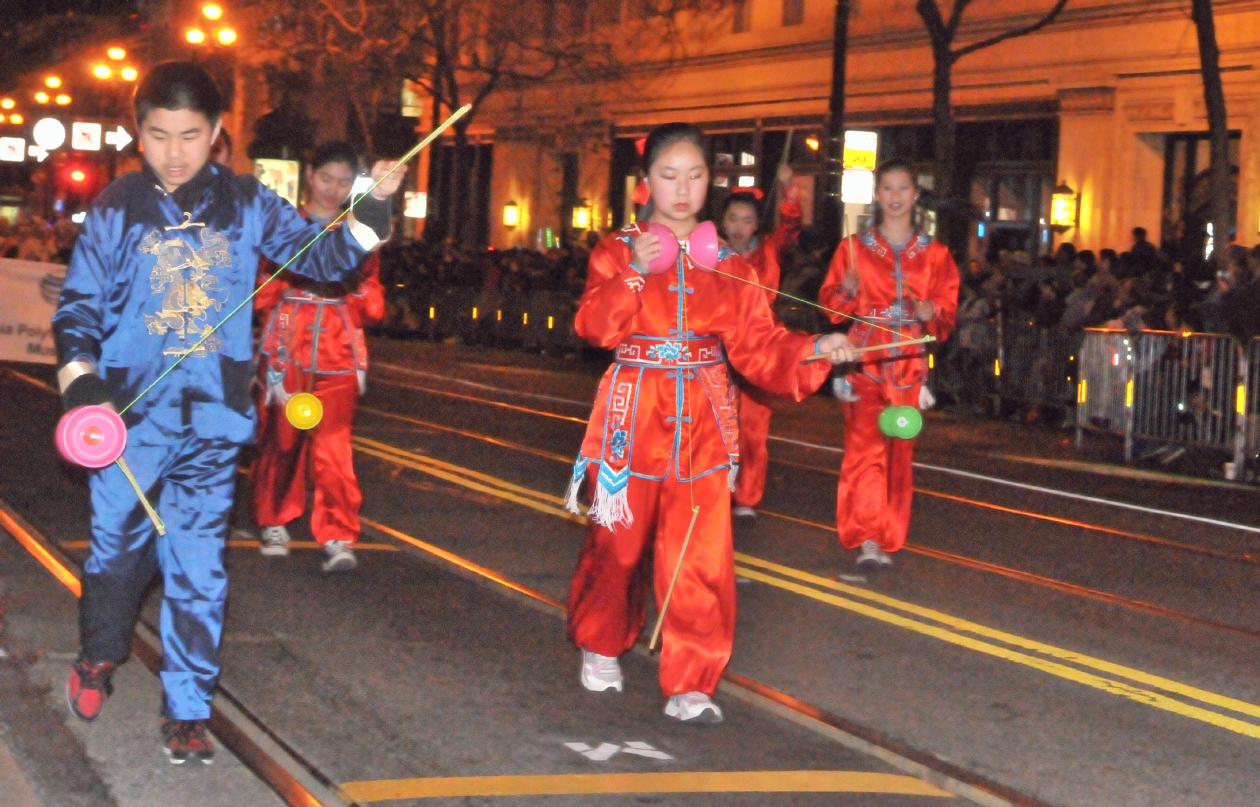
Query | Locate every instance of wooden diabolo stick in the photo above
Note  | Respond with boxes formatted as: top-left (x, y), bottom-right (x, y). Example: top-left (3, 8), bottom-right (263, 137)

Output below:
top-left (649, 505), bottom-right (701, 652)
top-left (804, 334), bottom-right (936, 363)
top-left (116, 457), bottom-right (165, 535)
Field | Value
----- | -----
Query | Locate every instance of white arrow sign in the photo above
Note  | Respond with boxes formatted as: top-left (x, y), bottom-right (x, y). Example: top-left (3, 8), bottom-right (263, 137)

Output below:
top-left (27, 144), bottom-right (48, 163)
top-left (104, 126), bottom-right (132, 151)
top-left (0, 137), bottom-right (24, 163)
top-left (72, 122), bottom-right (102, 151)
top-left (563, 741), bottom-right (673, 761)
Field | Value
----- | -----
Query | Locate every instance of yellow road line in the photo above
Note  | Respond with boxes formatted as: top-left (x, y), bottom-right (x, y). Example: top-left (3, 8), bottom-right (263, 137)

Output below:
top-left (360, 516), bottom-right (566, 611)
top-left (56, 539), bottom-right (399, 552)
top-left (341, 770), bottom-right (954, 801)
top-left (354, 436), bottom-right (577, 514)
top-left (357, 439), bottom-right (1260, 740)
top-left (734, 567), bottom-right (1260, 739)
top-left (359, 406), bottom-right (572, 463)
top-left (735, 553), bottom-right (1260, 722)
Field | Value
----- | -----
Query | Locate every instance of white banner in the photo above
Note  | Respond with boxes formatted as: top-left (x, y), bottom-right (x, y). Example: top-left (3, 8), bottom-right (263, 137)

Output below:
top-left (0, 258), bottom-right (64, 365)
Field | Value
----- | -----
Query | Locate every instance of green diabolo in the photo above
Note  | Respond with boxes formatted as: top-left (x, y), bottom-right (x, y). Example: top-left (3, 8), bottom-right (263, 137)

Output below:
top-left (878, 405), bottom-right (922, 440)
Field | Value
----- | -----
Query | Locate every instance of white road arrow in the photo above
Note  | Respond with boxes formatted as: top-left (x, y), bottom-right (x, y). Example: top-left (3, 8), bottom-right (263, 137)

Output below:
top-left (27, 145), bottom-right (48, 163)
top-left (104, 126), bottom-right (133, 151)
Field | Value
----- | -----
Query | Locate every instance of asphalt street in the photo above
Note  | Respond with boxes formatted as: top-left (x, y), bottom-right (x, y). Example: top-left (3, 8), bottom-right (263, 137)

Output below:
top-left (2, 338), bottom-right (1259, 806)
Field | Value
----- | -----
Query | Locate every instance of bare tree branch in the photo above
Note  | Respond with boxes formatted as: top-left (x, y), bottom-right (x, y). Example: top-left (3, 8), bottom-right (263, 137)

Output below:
top-left (952, 0), bottom-right (1069, 61)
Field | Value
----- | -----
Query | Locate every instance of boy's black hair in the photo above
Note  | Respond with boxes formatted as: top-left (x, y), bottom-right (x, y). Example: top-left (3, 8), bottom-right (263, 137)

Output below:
top-left (310, 141), bottom-right (361, 172)
top-left (134, 62), bottom-right (223, 126)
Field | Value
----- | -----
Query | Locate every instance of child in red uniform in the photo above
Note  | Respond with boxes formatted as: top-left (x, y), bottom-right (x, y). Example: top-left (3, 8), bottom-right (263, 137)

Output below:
top-left (817, 162), bottom-right (959, 569)
top-left (252, 142), bottom-right (386, 572)
top-left (564, 123), bottom-right (854, 723)
top-left (720, 165), bottom-right (802, 519)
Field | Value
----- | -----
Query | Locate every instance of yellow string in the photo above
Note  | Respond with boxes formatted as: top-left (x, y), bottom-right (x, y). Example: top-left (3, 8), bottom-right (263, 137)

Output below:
top-left (704, 262), bottom-right (906, 337)
top-left (118, 104), bottom-right (472, 416)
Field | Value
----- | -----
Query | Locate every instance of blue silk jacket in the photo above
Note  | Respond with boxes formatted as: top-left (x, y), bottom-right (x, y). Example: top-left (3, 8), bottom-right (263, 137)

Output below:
top-left (53, 163), bottom-right (384, 445)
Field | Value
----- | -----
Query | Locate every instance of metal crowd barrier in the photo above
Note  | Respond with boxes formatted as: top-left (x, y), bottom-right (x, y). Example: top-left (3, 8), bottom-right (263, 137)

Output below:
top-left (1075, 328), bottom-right (1257, 476)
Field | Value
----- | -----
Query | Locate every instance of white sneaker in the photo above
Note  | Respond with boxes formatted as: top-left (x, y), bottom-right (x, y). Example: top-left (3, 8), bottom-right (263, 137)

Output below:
top-left (855, 540), bottom-right (892, 569)
top-left (664, 692), bottom-right (723, 724)
top-left (322, 540), bottom-right (357, 573)
top-left (580, 650), bottom-right (623, 692)
top-left (731, 506), bottom-right (757, 519)
top-left (259, 526), bottom-right (290, 557)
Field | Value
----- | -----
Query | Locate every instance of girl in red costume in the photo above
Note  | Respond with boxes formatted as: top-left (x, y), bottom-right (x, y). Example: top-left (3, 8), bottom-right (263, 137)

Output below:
top-left (818, 162), bottom-right (959, 569)
top-left (720, 165), bottom-right (802, 519)
top-left (564, 123), bottom-right (854, 723)
top-left (252, 142), bottom-right (385, 572)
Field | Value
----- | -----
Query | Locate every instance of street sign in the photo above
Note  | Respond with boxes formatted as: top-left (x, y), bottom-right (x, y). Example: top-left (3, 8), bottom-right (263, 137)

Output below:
top-left (841, 168), bottom-right (874, 205)
top-left (0, 137), bottom-right (24, 162)
top-left (104, 125), bottom-right (132, 151)
top-left (843, 130), bottom-right (878, 171)
top-left (72, 122), bottom-right (102, 151)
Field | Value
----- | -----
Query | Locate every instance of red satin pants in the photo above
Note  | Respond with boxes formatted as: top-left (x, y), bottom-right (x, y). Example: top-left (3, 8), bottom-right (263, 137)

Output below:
top-left (252, 372), bottom-right (363, 545)
top-left (733, 387), bottom-right (772, 509)
top-left (567, 471), bottom-right (735, 697)
top-left (835, 372), bottom-right (917, 552)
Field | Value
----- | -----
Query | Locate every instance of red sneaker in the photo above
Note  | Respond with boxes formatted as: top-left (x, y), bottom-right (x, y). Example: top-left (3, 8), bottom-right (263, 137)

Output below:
top-left (66, 659), bottom-right (115, 721)
top-left (161, 718), bottom-right (215, 765)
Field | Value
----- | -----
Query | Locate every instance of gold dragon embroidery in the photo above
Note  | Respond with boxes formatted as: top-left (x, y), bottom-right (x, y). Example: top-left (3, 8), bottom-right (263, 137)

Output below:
top-left (141, 227), bottom-right (232, 357)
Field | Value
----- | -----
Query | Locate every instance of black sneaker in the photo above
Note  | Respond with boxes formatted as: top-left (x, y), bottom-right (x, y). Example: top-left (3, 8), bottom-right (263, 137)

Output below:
top-left (161, 718), bottom-right (215, 765)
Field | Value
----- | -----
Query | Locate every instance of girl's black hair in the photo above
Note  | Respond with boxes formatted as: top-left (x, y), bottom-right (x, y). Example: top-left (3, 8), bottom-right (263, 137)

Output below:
top-left (874, 159), bottom-right (917, 187)
top-left (310, 141), bottom-right (361, 172)
top-left (134, 62), bottom-right (223, 125)
top-left (719, 191), bottom-right (762, 225)
top-left (642, 122), bottom-right (706, 173)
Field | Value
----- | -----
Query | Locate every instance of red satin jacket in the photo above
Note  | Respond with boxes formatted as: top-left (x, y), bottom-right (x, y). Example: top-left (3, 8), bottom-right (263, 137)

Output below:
top-left (256, 212), bottom-right (385, 392)
top-left (818, 229), bottom-right (959, 394)
top-left (737, 187), bottom-right (802, 304)
top-left (573, 223), bottom-right (829, 484)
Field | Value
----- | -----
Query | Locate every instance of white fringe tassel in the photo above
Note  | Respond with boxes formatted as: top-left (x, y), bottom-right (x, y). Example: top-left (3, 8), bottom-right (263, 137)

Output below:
top-left (589, 483), bottom-right (633, 531)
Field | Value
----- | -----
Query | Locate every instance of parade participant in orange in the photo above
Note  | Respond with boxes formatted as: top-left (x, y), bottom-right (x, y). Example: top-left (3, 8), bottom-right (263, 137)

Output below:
top-left (252, 142), bottom-right (385, 572)
top-left (818, 161), bottom-right (959, 569)
top-left (564, 123), bottom-right (854, 723)
top-left (720, 165), bottom-right (802, 519)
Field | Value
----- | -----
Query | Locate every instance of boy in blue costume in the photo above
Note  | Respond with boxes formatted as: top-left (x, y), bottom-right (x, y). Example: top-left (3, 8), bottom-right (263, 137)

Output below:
top-left (52, 62), bottom-right (405, 763)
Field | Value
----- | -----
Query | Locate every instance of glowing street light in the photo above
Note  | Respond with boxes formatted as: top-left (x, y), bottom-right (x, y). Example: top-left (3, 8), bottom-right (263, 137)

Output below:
top-left (34, 92), bottom-right (49, 104)
top-left (216, 27), bottom-right (237, 45)
top-left (186, 28), bottom-right (207, 44)
top-left (121, 67), bottom-right (138, 81)
top-left (44, 76), bottom-right (62, 89)
top-left (1049, 181), bottom-right (1080, 232)
top-left (94, 65), bottom-right (113, 80)
top-left (55, 94), bottom-right (71, 106)
top-left (71, 169), bottom-right (86, 182)
top-left (202, 3), bottom-right (223, 19)
top-left (107, 47), bottom-right (126, 60)
top-left (0, 99), bottom-right (13, 110)
top-left (10, 114), bottom-right (22, 125)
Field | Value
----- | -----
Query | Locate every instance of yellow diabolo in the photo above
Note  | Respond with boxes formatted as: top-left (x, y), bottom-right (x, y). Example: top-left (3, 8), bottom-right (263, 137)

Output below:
top-left (285, 392), bottom-right (323, 430)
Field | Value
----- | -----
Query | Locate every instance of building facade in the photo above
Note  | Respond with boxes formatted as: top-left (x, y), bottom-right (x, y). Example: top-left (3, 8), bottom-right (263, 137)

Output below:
top-left (456, 0), bottom-right (1260, 263)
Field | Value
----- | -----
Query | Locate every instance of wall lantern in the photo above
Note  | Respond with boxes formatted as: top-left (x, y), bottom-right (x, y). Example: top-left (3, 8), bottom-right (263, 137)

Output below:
top-left (1049, 181), bottom-right (1079, 232)
top-left (571, 202), bottom-right (591, 230)
top-left (503, 200), bottom-right (520, 228)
